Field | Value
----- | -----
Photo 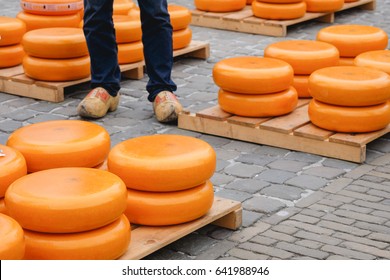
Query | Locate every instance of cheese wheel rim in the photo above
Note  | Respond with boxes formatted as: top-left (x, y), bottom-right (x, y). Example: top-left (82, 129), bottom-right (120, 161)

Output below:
top-left (168, 4), bottom-right (191, 31)
top-left (113, 15), bottom-right (142, 43)
top-left (305, 0), bottom-right (344, 12)
top-left (0, 213), bottom-right (25, 260)
top-left (21, 0), bottom-right (83, 16)
top-left (0, 16), bottom-right (26, 46)
top-left (252, 1), bottom-right (306, 20)
top-left (16, 11), bottom-right (81, 31)
top-left (173, 27), bottom-right (192, 50)
top-left (0, 44), bottom-right (25, 68)
top-left (117, 41), bottom-right (144, 64)
top-left (194, 0), bottom-right (246, 12)
top-left (354, 50), bottom-right (390, 75)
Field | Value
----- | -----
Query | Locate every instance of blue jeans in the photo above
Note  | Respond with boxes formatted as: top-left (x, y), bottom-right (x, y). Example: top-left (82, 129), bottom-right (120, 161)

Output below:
top-left (83, 0), bottom-right (177, 101)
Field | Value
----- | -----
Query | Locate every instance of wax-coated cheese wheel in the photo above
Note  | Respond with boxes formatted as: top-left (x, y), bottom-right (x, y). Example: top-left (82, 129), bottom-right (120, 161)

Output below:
top-left (0, 17), bottom-right (26, 46)
top-left (194, 0), bottom-right (246, 12)
top-left (7, 120), bottom-right (110, 172)
top-left (108, 134), bottom-right (216, 192)
top-left (118, 41), bottom-right (144, 64)
top-left (260, 0), bottom-right (304, 3)
top-left (0, 199), bottom-right (6, 215)
top-left (309, 66), bottom-right (390, 107)
top-left (213, 56), bottom-right (293, 94)
top-left (317, 25), bottom-right (388, 58)
top-left (246, 0), bottom-right (254, 3)
top-left (309, 99), bottom-right (390, 133)
top-left (22, 28), bottom-right (88, 59)
top-left (354, 50), bottom-right (390, 75)
top-left (0, 214), bottom-right (25, 260)
top-left (218, 87), bottom-right (298, 117)
top-left (125, 181), bottom-right (214, 226)
top-left (127, 6), bottom-right (140, 20)
top-left (252, 1), bottom-right (306, 20)
top-left (293, 75), bottom-right (311, 98)
top-left (114, 0), bottom-right (135, 15)
top-left (339, 57), bottom-right (354, 66)
top-left (0, 44), bottom-right (25, 69)
top-left (5, 167), bottom-right (127, 233)
top-left (305, 0), bottom-right (343, 12)
top-left (168, 5), bottom-right (191, 31)
top-left (21, 0), bottom-right (83, 16)
top-left (264, 40), bottom-right (339, 75)
top-left (16, 11), bottom-right (81, 31)
top-left (173, 27), bottom-right (192, 50)
top-left (23, 214), bottom-right (130, 260)
top-left (23, 55), bottom-right (90, 81)
top-left (0, 145), bottom-right (27, 198)
top-left (113, 15), bottom-right (142, 43)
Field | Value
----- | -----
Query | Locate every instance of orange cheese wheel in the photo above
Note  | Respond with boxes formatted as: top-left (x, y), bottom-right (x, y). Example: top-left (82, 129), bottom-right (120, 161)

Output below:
top-left (247, 0), bottom-right (254, 3)
top-left (0, 198), bottom-right (7, 215)
top-left (125, 181), bottom-right (214, 226)
top-left (127, 6), bottom-right (140, 20)
top-left (108, 134), bottom-right (216, 192)
top-left (309, 99), bottom-right (390, 133)
top-left (354, 50), bottom-right (390, 75)
top-left (22, 27), bottom-right (88, 59)
top-left (252, 1), bottom-right (306, 20)
top-left (168, 5), bottom-right (191, 31)
top-left (113, 15), bottom-right (142, 43)
top-left (339, 56), bottom-right (355, 66)
top-left (173, 27), bottom-right (192, 50)
top-left (7, 120), bottom-right (110, 172)
top-left (194, 0), bottom-right (246, 12)
top-left (0, 44), bottom-right (25, 69)
top-left (23, 214), bottom-right (130, 260)
top-left (23, 54), bottom-right (90, 81)
top-left (309, 66), bottom-right (390, 107)
top-left (0, 145), bottom-right (27, 198)
top-left (213, 56), bottom-right (293, 94)
top-left (0, 214), bottom-right (25, 260)
top-left (317, 25), bottom-right (388, 58)
top-left (260, 0), bottom-right (304, 3)
top-left (21, 0), bottom-right (83, 16)
top-left (305, 0), bottom-right (344, 12)
top-left (5, 167), bottom-right (127, 233)
top-left (16, 11), bottom-right (81, 31)
top-left (293, 75), bottom-right (311, 98)
top-left (0, 17), bottom-right (26, 46)
top-left (218, 87), bottom-right (298, 117)
top-left (114, 0), bottom-right (135, 15)
top-left (264, 40), bottom-right (339, 75)
top-left (117, 41), bottom-right (144, 64)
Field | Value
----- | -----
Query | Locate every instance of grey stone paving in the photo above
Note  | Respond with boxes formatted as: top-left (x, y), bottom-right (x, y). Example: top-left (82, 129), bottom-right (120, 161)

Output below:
top-left (1, 0), bottom-right (390, 260)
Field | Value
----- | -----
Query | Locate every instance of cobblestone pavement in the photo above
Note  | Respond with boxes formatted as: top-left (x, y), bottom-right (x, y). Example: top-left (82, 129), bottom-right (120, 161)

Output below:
top-left (1, 0), bottom-right (390, 260)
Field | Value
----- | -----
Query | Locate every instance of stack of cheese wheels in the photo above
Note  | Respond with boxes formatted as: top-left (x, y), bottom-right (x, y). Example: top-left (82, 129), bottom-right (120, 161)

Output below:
top-left (17, 0), bottom-right (83, 31)
top-left (5, 167), bottom-right (130, 259)
top-left (194, 0), bottom-right (246, 12)
top-left (308, 66), bottom-right (390, 133)
top-left (114, 0), bottom-right (135, 15)
top-left (252, 0), bottom-right (306, 20)
top-left (0, 17), bottom-right (26, 68)
top-left (169, 5), bottom-right (192, 50)
top-left (21, 27), bottom-right (90, 81)
top-left (317, 24), bottom-right (388, 66)
top-left (213, 56), bottom-right (297, 117)
top-left (264, 40), bottom-right (340, 98)
top-left (6, 120), bottom-right (110, 173)
top-left (305, 0), bottom-right (343, 12)
top-left (354, 50), bottom-right (390, 75)
top-left (0, 214), bottom-right (25, 260)
top-left (108, 134), bottom-right (216, 226)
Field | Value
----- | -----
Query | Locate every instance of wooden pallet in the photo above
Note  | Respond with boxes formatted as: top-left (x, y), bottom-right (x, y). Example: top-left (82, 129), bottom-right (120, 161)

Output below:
top-left (191, 0), bottom-right (376, 37)
top-left (0, 40), bottom-right (210, 103)
top-left (118, 197), bottom-right (242, 260)
top-left (178, 99), bottom-right (390, 163)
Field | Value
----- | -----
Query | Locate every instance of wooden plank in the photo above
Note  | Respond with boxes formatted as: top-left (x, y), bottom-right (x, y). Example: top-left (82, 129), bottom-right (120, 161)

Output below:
top-left (196, 105), bottom-right (232, 121)
top-left (294, 123), bottom-right (335, 141)
top-left (0, 65), bottom-right (24, 78)
top-left (329, 125), bottom-right (390, 147)
top-left (212, 208), bottom-right (242, 230)
top-left (227, 115), bottom-right (270, 128)
top-left (341, 0), bottom-right (376, 11)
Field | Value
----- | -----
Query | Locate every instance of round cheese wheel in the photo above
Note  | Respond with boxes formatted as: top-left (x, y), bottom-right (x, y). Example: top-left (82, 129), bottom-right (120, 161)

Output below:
top-left (246, 0), bottom-right (254, 4)
top-left (125, 181), bottom-right (214, 226)
top-left (114, 0), bottom-right (135, 15)
top-left (305, 0), bottom-right (344, 12)
top-left (117, 41), bottom-right (144, 64)
top-left (127, 6), bottom-right (140, 20)
top-left (339, 56), bottom-right (355, 66)
top-left (21, 0), bottom-right (83, 16)
top-left (0, 16), bottom-right (26, 46)
top-left (5, 167), bottom-right (127, 233)
top-left (252, 1), bottom-right (306, 20)
top-left (218, 87), bottom-right (298, 117)
top-left (0, 145), bottom-right (27, 198)
top-left (309, 66), bottom-right (390, 107)
top-left (16, 11), bottom-right (81, 31)
top-left (0, 214), bottom-right (25, 260)
top-left (23, 214), bottom-right (130, 260)
top-left (23, 54), bottom-right (90, 81)
top-left (113, 15), bottom-right (142, 43)
top-left (7, 120), bottom-right (110, 172)
top-left (317, 25), bottom-right (388, 57)
top-left (309, 99), bottom-right (390, 133)
top-left (260, 0), bottom-right (304, 3)
top-left (108, 134), bottom-right (216, 192)
top-left (194, 0), bottom-right (246, 12)
top-left (264, 40), bottom-right (340, 75)
top-left (213, 56), bottom-right (294, 94)
top-left (168, 5), bottom-right (191, 31)
top-left (354, 50), bottom-right (390, 75)
top-left (0, 44), bottom-right (25, 69)
top-left (22, 27), bottom-right (88, 59)
top-left (293, 75), bottom-right (311, 98)
top-left (0, 198), bottom-right (7, 215)
top-left (173, 27), bottom-right (192, 50)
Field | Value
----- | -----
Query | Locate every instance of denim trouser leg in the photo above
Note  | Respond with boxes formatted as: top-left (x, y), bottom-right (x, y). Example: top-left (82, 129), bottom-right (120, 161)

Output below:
top-left (138, 0), bottom-right (177, 102)
top-left (83, 0), bottom-right (121, 96)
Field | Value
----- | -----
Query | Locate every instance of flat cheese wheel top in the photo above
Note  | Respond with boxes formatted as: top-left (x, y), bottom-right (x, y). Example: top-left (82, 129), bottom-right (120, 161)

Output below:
top-left (354, 50), bottom-right (390, 75)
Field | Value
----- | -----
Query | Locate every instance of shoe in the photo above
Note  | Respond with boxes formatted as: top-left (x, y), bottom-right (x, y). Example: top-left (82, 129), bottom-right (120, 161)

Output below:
top-left (153, 91), bottom-right (183, 123)
top-left (77, 87), bottom-right (120, 118)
